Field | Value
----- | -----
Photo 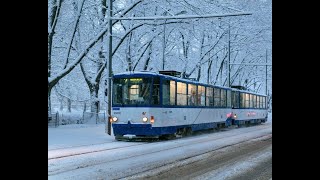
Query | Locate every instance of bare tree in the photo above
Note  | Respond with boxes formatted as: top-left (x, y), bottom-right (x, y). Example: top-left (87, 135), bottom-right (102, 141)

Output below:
top-left (48, 0), bottom-right (143, 114)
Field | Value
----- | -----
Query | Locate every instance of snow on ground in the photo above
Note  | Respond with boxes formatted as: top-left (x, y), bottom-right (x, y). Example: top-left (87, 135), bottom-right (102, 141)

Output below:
top-left (48, 124), bottom-right (114, 150)
top-left (49, 126), bottom-right (271, 179)
top-left (49, 111), bottom-right (272, 150)
top-left (48, 112), bottom-right (272, 179)
top-left (192, 145), bottom-right (272, 180)
top-left (267, 112), bottom-right (272, 123)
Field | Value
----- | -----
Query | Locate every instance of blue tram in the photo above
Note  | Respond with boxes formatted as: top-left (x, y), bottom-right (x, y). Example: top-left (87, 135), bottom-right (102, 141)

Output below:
top-left (110, 71), bottom-right (268, 140)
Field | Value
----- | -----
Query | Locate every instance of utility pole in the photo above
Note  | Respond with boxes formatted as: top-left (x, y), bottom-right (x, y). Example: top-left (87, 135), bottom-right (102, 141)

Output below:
top-left (265, 49), bottom-right (268, 95)
top-left (106, 0), bottom-right (112, 135)
top-left (265, 49), bottom-right (269, 110)
top-left (162, 18), bottom-right (166, 70)
top-left (228, 22), bottom-right (231, 87)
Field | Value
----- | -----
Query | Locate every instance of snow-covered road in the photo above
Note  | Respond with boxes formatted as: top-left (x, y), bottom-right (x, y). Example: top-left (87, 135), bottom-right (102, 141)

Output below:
top-left (48, 121), bottom-right (272, 180)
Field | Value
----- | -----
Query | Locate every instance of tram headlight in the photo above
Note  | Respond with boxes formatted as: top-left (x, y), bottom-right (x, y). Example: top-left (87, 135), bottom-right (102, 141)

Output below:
top-left (112, 116), bottom-right (118, 122)
top-left (142, 117), bottom-right (148, 122)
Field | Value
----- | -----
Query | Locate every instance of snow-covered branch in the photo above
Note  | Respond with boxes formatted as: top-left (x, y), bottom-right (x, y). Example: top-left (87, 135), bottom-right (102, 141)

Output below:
top-left (111, 12), bottom-right (252, 20)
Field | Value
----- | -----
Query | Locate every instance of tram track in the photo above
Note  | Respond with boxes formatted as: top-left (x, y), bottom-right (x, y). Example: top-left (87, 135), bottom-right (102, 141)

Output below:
top-left (49, 123), bottom-right (269, 160)
top-left (48, 142), bottom-right (146, 160)
top-left (48, 124), bottom-right (271, 176)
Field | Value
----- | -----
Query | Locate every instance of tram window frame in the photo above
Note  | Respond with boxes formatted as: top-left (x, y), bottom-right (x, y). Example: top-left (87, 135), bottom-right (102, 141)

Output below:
top-left (240, 93), bottom-right (245, 108)
top-left (221, 89), bottom-right (227, 108)
top-left (232, 91), bottom-right (240, 108)
top-left (112, 78), bottom-right (152, 105)
top-left (252, 95), bottom-right (256, 108)
top-left (188, 84), bottom-right (197, 106)
top-left (177, 82), bottom-right (187, 106)
top-left (151, 77), bottom-right (160, 105)
top-left (162, 80), bottom-right (176, 106)
top-left (198, 85), bottom-right (206, 106)
top-left (257, 96), bottom-right (260, 109)
top-left (249, 94), bottom-right (253, 108)
top-left (206, 87), bottom-right (213, 106)
top-left (227, 90), bottom-right (231, 108)
top-left (112, 78), bottom-right (125, 105)
top-left (245, 93), bottom-right (250, 108)
top-left (214, 88), bottom-right (221, 107)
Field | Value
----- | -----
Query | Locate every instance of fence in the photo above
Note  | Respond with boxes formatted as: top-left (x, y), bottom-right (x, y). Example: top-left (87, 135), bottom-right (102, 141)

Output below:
top-left (48, 112), bottom-right (60, 128)
top-left (81, 112), bottom-right (106, 124)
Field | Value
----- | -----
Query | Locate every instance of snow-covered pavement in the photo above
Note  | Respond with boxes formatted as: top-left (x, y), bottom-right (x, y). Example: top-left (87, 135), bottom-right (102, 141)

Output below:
top-left (48, 124), bottom-right (115, 150)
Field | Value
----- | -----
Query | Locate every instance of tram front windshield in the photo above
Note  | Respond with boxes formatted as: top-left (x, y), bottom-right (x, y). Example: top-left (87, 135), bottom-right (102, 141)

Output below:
top-left (113, 78), bottom-right (152, 105)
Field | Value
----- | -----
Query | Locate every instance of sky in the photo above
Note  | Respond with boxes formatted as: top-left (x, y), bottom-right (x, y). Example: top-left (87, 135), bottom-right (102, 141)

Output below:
top-left (48, 113), bottom-right (272, 179)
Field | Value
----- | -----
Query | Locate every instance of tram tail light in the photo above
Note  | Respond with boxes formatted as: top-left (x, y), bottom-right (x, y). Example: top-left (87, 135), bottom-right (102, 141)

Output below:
top-left (150, 116), bottom-right (154, 124)
top-left (110, 116), bottom-right (118, 122)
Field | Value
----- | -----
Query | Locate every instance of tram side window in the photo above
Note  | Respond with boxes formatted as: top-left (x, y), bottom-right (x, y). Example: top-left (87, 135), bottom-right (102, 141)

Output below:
top-left (249, 94), bottom-right (253, 108)
top-left (239, 93), bottom-right (244, 108)
top-left (221, 89), bottom-right (226, 108)
top-left (151, 78), bottom-right (160, 105)
top-left (254, 95), bottom-right (258, 108)
top-left (227, 90), bottom-right (231, 108)
top-left (206, 87), bottom-right (213, 106)
top-left (252, 95), bottom-right (256, 108)
top-left (250, 94), bottom-right (254, 108)
top-left (232, 91), bottom-right (240, 108)
top-left (162, 80), bottom-right (176, 105)
top-left (266, 97), bottom-right (268, 109)
top-left (262, 96), bottom-right (266, 109)
top-left (214, 88), bottom-right (221, 107)
top-left (235, 92), bottom-right (240, 108)
top-left (256, 96), bottom-right (258, 108)
top-left (198, 85), bottom-right (205, 106)
top-left (257, 96), bottom-right (260, 109)
top-left (177, 82), bottom-right (187, 106)
top-left (245, 93), bottom-right (250, 108)
top-left (188, 84), bottom-right (197, 106)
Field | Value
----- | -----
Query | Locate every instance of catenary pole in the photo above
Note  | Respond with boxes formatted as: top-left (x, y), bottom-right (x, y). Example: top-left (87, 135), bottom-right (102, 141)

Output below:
top-left (107, 0), bottom-right (113, 135)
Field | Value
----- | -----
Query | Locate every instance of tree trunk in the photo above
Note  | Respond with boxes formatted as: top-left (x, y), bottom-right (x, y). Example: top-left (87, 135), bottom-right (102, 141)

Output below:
top-left (196, 66), bottom-right (201, 81)
top-left (144, 42), bottom-right (152, 70)
top-left (89, 86), bottom-right (100, 124)
top-left (90, 86), bottom-right (100, 114)
top-left (48, 87), bottom-right (52, 116)
top-left (83, 102), bottom-right (87, 112)
top-left (67, 98), bottom-right (71, 112)
top-left (59, 98), bottom-right (64, 111)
